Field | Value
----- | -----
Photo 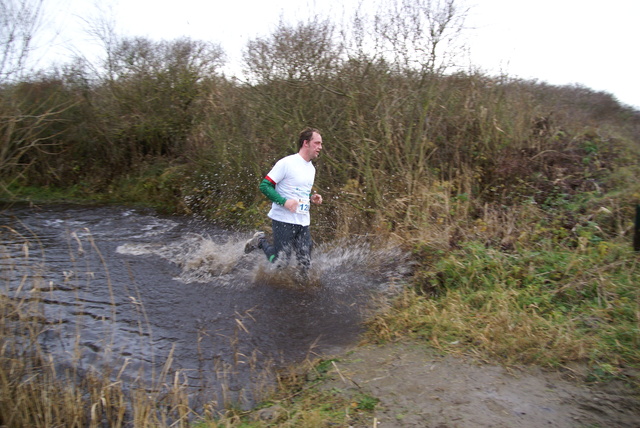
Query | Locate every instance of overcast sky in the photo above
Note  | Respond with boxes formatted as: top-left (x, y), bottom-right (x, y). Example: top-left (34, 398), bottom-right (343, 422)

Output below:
top-left (39, 0), bottom-right (640, 109)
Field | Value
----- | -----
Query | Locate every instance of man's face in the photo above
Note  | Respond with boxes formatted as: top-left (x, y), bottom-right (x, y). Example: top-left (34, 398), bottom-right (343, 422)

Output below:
top-left (303, 132), bottom-right (323, 160)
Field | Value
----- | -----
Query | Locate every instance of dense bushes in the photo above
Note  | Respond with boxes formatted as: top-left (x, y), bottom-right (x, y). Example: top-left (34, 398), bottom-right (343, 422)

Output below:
top-left (1, 7), bottom-right (639, 243)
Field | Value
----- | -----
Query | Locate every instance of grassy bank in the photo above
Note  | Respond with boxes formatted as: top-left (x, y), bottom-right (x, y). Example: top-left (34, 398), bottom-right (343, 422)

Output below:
top-left (371, 240), bottom-right (640, 371)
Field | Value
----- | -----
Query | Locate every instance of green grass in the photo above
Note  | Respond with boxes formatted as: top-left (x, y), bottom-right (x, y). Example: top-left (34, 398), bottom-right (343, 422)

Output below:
top-left (367, 238), bottom-right (640, 375)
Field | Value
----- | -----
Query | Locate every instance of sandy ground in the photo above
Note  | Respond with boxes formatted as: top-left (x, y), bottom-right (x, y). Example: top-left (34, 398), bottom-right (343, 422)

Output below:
top-left (317, 341), bottom-right (640, 427)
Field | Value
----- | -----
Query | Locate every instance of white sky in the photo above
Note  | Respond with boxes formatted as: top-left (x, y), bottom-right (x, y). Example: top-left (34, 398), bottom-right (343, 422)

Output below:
top-left (37, 0), bottom-right (640, 109)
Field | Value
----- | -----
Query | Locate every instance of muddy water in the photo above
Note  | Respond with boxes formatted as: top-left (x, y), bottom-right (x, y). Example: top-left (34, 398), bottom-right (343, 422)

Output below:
top-left (0, 202), bottom-right (408, 408)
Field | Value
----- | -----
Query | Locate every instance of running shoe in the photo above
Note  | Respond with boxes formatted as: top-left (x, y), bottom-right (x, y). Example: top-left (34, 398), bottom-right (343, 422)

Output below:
top-left (244, 231), bottom-right (265, 253)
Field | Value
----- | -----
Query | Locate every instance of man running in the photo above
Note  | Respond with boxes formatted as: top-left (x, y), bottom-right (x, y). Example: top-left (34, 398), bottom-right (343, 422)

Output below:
top-left (244, 127), bottom-right (323, 273)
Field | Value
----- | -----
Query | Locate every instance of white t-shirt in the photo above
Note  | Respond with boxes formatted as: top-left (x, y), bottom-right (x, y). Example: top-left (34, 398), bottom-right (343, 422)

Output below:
top-left (266, 153), bottom-right (316, 226)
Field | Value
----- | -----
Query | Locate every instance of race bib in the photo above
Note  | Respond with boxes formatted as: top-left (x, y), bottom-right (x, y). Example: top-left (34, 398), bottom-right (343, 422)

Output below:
top-left (296, 198), bottom-right (310, 214)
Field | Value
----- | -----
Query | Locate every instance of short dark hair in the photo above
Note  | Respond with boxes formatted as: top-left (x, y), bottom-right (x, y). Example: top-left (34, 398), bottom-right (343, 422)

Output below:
top-left (298, 127), bottom-right (320, 150)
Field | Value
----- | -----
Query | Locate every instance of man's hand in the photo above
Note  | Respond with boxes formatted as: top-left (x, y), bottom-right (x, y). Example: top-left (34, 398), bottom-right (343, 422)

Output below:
top-left (311, 193), bottom-right (323, 205)
top-left (284, 199), bottom-right (298, 213)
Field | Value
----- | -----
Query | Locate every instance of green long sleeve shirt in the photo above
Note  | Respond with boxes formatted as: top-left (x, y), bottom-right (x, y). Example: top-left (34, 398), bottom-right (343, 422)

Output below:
top-left (259, 178), bottom-right (287, 206)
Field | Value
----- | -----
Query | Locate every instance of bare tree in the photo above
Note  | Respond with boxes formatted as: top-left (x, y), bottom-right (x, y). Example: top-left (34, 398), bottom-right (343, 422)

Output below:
top-left (243, 17), bottom-right (341, 83)
top-left (352, 0), bottom-right (468, 75)
top-left (0, 0), bottom-right (44, 81)
top-left (89, 36), bottom-right (226, 162)
top-left (0, 0), bottom-right (72, 189)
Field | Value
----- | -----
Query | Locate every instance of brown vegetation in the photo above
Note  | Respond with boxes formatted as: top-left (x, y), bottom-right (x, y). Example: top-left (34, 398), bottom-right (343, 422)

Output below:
top-left (2, 0), bottom-right (637, 242)
top-left (1, 0), bottom-right (640, 425)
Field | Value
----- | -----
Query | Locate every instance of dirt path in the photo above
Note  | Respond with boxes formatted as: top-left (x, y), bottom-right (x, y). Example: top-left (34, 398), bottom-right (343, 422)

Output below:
top-left (318, 341), bottom-right (640, 427)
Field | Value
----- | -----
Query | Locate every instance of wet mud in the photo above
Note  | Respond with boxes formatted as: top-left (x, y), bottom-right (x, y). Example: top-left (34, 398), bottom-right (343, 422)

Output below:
top-left (318, 342), bottom-right (640, 427)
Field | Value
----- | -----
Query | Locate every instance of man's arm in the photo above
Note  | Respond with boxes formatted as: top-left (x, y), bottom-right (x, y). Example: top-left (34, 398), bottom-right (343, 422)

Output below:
top-left (259, 178), bottom-right (286, 206)
top-left (260, 178), bottom-right (299, 213)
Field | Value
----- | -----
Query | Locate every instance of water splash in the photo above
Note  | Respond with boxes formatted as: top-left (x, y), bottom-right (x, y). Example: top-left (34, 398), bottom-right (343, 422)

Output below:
top-left (118, 233), bottom-right (411, 293)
